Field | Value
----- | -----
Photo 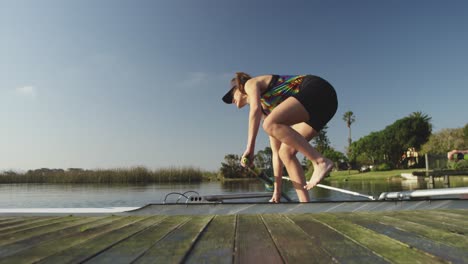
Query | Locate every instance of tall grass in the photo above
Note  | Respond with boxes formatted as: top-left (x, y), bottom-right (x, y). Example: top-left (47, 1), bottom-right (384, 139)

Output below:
top-left (0, 166), bottom-right (204, 184)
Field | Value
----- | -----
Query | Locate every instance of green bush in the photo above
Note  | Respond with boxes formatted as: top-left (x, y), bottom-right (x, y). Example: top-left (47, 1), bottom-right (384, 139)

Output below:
top-left (448, 160), bottom-right (468, 170)
top-left (374, 163), bottom-right (392, 171)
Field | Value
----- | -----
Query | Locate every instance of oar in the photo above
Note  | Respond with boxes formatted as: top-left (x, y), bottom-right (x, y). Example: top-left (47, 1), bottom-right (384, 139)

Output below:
top-left (252, 169), bottom-right (293, 202)
top-left (257, 170), bottom-right (292, 202)
top-left (281, 176), bottom-right (375, 200)
top-left (241, 157), bottom-right (374, 201)
top-left (241, 157), bottom-right (292, 202)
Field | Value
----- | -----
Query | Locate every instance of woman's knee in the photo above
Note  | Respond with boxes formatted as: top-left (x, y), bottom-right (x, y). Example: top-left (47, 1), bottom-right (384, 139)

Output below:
top-left (262, 117), bottom-right (276, 135)
top-left (278, 145), bottom-right (297, 162)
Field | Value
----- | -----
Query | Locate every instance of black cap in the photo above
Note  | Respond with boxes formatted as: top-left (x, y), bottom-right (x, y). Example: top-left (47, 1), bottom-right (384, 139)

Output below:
top-left (222, 73), bottom-right (251, 104)
top-left (222, 86), bottom-right (235, 104)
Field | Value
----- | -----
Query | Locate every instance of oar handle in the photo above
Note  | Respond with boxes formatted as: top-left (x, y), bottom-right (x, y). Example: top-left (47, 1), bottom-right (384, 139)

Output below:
top-left (241, 156), bottom-right (251, 167)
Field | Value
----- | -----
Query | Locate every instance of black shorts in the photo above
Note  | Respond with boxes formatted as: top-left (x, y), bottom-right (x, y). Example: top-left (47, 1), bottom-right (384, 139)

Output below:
top-left (292, 75), bottom-right (338, 131)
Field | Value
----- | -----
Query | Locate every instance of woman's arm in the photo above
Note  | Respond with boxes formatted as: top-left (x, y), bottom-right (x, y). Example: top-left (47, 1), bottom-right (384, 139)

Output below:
top-left (242, 78), bottom-right (263, 163)
top-left (448, 149), bottom-right (468, 160)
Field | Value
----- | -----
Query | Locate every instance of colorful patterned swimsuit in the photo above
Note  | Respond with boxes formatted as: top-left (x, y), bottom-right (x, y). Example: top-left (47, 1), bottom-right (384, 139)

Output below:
top-left (260, 75), bottom-right (306, 116)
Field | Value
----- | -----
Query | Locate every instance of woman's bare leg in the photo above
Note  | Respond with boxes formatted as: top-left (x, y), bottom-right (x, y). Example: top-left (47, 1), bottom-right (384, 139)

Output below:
top-left (278, 123), bottom-right (316, 202)
top-left (262, 97), bottom-right (334, 191)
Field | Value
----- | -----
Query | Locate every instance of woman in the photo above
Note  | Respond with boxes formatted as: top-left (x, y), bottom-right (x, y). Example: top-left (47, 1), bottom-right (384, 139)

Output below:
top-left (447, 150), bottom-right (468, 161)
top-left (222, 72), bottom-right (338, 202)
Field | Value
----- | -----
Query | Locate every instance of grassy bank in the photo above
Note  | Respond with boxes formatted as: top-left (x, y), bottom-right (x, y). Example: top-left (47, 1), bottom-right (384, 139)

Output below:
top-left (0, 167), bottom-right (206, 184)
top-left (326, 169), bottom-right (416, 181)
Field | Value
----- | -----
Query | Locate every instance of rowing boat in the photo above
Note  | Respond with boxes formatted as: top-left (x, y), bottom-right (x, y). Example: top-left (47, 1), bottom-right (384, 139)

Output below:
top-left (0, 199), bottom-right (466, 216)
top-left (1, 187), bottom-right (467, 216)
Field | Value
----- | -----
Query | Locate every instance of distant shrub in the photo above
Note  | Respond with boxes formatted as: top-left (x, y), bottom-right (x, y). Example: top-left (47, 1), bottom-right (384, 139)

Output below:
top-left (0, 167), bottom-right (204, 184)
top-left (448, 160), bottom-right (468, 170)
top-left (374, 163), bottom-right (392, 171)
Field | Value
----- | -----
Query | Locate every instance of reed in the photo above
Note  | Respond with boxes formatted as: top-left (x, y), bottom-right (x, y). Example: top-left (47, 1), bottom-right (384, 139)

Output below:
top-left (0, 166), bottom-right (204, 184)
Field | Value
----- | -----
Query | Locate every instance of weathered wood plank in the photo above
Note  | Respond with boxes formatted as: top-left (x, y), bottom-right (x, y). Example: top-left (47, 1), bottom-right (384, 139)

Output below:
top-left (0, 217), bottom-right (18, 222)
top-left (437, 209), bottom-right (468, 217)
top-left (0, 217), bottom-right (15, 221)
top-left (84, 216), bottom-right (190, 264)
top-left (0, 216), bottom-right (43, 230)
top-left (0, 217), bottom-right (104, 258)
top-left (0, 210), bottom-right (463, 263)
top-left (132, 215), bottom-right (213, 264)
top-left (0, 216), bottom-right (82, 246)
top-left (384, 211), bottom-right (468, 235)
top-left (0, 216), bottom-right (135, 263)
top-left (36, 216), bottom-right (157, 264)
top-left (0, 218), bottom-right (17, 225)
top-left (288, 214), bottom-right (389, 264)
top-left (261, 214), bottom-right (334, 263)
top-left (234, 214), bottom-right (282, 264)
top-left (426, 210), bottom-right (468, 222)
top-left (0, 216), bottom-right (29, 223)
top-left (369, 214), bottom-right (468, 250)
top-left (0, 217), bottom-right (96, 246)
top-left (312, 213), bottom-right (445, 263)
top-left (0, 217), bottom-right (72, 238)
top-left (341, 213), bottom-right (468, 263)
top-left (185, 215), bottom-right (236, 264)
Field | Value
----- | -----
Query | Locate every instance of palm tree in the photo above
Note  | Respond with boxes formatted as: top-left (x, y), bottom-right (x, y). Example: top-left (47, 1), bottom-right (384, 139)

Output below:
top-left (343, 111), bottom-right (356, 174)
top-left (343, 111), bottom-right (356, 150)
top-left (410, 111), bottom-right (431, 122)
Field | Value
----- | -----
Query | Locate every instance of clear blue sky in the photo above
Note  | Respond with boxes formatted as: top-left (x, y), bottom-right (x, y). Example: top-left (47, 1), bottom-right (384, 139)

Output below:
top-left (1, 0), bottom-right (467, 171)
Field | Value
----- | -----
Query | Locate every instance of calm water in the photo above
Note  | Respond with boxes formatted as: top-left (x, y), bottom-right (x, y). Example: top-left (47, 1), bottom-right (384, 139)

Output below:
top-left (0, 177), bottom-right (467, 208)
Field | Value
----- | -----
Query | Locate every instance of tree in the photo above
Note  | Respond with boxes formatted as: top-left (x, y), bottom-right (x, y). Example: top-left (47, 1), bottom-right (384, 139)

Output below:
top-left (350, 131), bottom-right (385, 165)
top-left (342, 111), bottom-right (356, 173)
top-left (308, 126), bottom-right (344, 175)
top-left (254, 147), bottom-right (273, 176)
top-left (464, 123), bottom-right (468, 142)
top-left (254, 147), bottom-right (272, 169)
top-left (342, 111), bottom-right (356, 154)
top-left (312, 125), bottom-right (331, 153)
top-left (350, 112), bottom-right (432, 168)
top-left (387, 113), bottom-right (431, 166)
top-left (421, 125), bottom-right (468, 155)
top-left (220, 154), bottom-right (254, 179)
top-left (323, 148), bottom-right (348, 169)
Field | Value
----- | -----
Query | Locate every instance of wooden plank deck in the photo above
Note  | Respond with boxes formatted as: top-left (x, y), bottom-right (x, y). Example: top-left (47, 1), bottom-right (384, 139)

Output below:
top-left (0, 210), bottom-right (466, 263)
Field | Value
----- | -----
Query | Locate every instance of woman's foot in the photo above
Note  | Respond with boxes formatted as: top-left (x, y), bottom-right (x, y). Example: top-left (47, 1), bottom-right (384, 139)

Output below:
top-left (304, 158), bottom-right (333, 190)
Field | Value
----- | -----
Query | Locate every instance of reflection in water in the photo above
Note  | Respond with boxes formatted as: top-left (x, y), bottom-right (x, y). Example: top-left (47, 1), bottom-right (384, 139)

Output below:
top-left (0, 176), bottom-right (466, 208)
top-left (400, 178), bottom-right (428, 190)
top-left (220, 180), bottom-right (265, 193)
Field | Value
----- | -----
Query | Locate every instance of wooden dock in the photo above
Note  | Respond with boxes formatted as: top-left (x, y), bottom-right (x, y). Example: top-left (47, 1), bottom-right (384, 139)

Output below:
top-left (0, 209), bottom-right (467, 263)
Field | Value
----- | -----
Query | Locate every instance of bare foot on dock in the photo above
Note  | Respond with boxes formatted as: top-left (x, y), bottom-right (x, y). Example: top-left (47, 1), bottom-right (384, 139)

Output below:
top-left (304, 158), bottom-right (334, 190)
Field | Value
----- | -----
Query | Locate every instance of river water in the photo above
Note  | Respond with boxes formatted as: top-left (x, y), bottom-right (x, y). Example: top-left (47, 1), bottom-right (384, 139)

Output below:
top-left (0, 177), bottom-right (467, 208)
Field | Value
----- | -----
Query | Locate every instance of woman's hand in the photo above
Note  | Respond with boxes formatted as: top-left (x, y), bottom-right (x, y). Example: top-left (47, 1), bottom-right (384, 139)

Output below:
top-left (269, 191), bottom-right (281, 203)
top-left (241, 150), bottom-right (254, 167)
